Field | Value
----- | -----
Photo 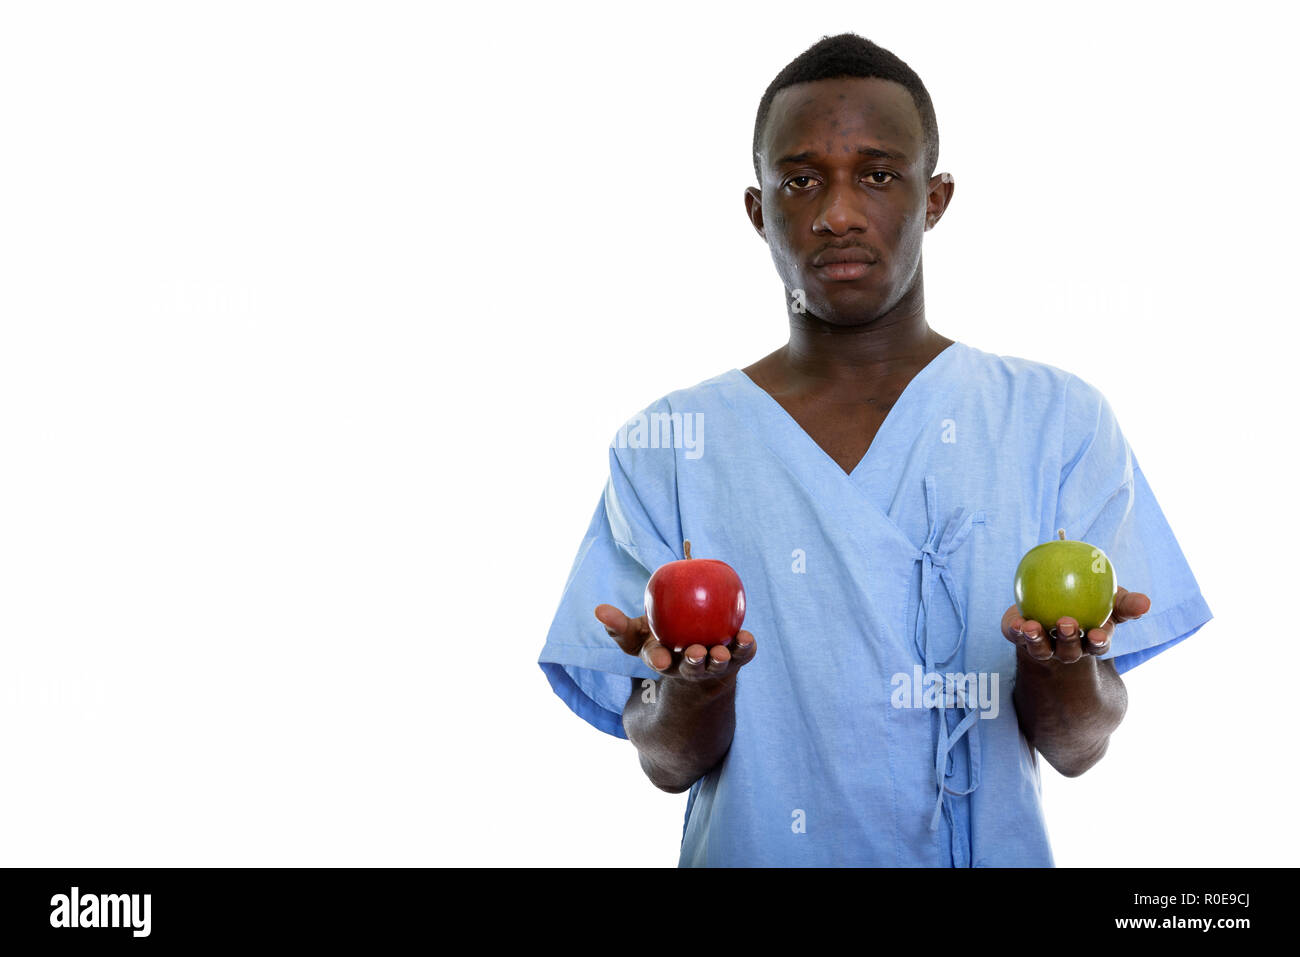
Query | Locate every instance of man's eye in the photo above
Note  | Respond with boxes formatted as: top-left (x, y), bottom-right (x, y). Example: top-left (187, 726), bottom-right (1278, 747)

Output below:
top-left (786, 172), bottom-right (895, 190)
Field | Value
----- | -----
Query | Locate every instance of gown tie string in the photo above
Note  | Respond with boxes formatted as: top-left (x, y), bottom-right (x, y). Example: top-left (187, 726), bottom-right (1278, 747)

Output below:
top-left (913, 475), bottom-right (986, 843)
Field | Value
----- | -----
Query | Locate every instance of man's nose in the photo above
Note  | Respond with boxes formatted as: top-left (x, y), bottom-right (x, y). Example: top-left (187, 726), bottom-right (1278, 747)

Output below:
top-left (814, 182), bottom-right (869, 234)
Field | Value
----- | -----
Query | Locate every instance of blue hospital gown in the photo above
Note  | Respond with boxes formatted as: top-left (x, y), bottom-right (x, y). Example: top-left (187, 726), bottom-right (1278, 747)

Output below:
top-left (537, 341), bottom-right (1213, 867)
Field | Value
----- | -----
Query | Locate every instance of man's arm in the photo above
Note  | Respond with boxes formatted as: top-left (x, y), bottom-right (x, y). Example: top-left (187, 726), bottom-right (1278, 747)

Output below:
top-left (1011, 648), bottom-right (1127, 777)
top-left (622, 675), bottom-right (738, 793)
top-left (1003, 588), bottom-right (1148, 777)
top-left (595, 604), bottom-right (756, 794)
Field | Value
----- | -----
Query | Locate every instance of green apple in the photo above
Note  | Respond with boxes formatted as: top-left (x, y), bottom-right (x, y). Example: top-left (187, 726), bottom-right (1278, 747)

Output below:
top-left (1013, 529), bottom-right (1118, 634)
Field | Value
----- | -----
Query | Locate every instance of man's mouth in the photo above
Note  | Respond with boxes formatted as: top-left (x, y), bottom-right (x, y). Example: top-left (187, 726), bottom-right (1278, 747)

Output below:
top-left (812, 261), bottom-right (874, 281)
top-left (810, 247), bottom-right (878, 281)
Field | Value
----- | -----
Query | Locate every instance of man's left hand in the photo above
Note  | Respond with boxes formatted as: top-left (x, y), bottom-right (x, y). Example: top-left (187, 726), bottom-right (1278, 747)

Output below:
top-left (1001, 588), bottom-right (1151, 664)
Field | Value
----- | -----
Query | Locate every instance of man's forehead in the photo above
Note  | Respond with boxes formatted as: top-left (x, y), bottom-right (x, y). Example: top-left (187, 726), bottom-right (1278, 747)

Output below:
top-left (763, 77), bottom-right (921, 162)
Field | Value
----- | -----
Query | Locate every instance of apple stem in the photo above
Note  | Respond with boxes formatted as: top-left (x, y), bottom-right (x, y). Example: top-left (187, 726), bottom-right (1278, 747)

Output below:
top-left (683, 540), bottom-right (692, 560)
top-left (1058, 528), bottom-right (1066, 540)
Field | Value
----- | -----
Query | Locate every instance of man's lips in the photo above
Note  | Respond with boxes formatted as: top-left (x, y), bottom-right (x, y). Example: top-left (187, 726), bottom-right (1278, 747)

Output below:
top-left (811, 248), bottom-right (876, 266)
top-left (810, 248), bottom-right (877, 281)
top-left (813, 262), bottom-right (875, 282)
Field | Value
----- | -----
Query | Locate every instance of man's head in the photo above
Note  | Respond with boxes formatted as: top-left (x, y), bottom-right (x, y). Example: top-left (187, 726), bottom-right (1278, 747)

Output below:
top-left (752, 33), bottom-right (940, 186)
top-left (746, 33), bottom-right (952, 327)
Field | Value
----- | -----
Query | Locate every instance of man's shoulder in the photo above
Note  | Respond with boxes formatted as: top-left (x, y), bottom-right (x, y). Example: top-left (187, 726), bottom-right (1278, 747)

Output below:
top-left (958, 342), bottom-right (1105, 410)
top-left (603, 369), bottom-right (741, 472)
top-left (649, 368), bottom-right (740, 409)
top-left (613, 368), bottom-right (742, 426)
top-left (960, 341), bottom-right (1066, 382)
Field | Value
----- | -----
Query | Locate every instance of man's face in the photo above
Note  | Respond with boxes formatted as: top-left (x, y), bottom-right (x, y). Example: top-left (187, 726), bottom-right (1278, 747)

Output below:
top-left (746, 76), bottom-right (950, 326)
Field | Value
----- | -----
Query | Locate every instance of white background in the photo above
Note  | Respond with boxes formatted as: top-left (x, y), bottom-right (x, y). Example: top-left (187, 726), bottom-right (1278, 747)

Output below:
top-left (1, 0), bottom-right (1294, 867)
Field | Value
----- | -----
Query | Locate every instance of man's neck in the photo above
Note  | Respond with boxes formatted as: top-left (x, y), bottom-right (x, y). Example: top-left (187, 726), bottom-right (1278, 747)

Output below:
top-left (746, 291), bottom-right (953, 401)
top-left (783, 309), bottom-right (949, 385)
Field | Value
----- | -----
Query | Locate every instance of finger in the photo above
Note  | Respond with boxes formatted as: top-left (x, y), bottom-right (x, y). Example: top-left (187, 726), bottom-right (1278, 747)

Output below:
top-left (677, 643), bottom-right (709, 679)
top-left (1086, 613), bottom-right (1117, 652)
top-left (1085, 626), bottom-right (1111, 656)
top-left (1020, 619), bottom-right (1053, 662)
top-left (594, 604), bottom-right (649, 656)
top-left (1052, 617), bottom-right (1083, 664)
top-left (1112, 588), bottom-right (1150, 624)
top-left (729, 630), bottom-right (757, 668)
top-left (640, 636), bottom-right (673, 673)
top-left (704, 643), bottom-right (732, 676)
top-left (1002, 605), bottom-right (1027, 644)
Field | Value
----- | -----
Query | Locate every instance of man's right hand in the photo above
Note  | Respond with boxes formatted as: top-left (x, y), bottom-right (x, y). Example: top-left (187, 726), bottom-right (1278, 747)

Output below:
top-left (595, 602), bottom-right (755, 792)
top-left (594, 604), bottom-right (756, 683)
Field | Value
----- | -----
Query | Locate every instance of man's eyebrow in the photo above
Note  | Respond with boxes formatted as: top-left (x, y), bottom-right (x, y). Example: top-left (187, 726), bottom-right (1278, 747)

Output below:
top-left (774, 146), bottom-right (908, 166)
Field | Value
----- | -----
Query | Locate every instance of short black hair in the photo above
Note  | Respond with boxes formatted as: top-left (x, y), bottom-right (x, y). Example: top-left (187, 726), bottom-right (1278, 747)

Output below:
top-left (752, 33), bottom-right (940, 184)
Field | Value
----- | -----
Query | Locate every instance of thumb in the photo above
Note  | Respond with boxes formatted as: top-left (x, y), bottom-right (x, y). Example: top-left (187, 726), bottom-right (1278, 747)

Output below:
top-left (595, 604), bottom-right (647, 656)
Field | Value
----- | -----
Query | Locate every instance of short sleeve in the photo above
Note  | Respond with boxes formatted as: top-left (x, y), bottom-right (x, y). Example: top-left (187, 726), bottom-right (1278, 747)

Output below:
top-left (538, 440), bottom-right (683, 738)
top-left (1055, 377), bottom-right (1213, 675)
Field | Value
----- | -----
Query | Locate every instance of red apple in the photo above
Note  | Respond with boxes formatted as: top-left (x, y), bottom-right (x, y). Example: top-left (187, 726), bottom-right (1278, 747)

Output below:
top-left (644, 541), bottom-right (746, 652)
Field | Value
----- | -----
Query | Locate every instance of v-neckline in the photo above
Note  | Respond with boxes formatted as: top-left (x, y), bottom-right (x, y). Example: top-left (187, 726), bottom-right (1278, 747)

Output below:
top-left (732, 341), bottom-right (963, 481)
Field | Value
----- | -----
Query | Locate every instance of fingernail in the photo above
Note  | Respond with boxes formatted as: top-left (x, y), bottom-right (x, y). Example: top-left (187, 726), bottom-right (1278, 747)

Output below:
top-left (1024, 631), bottom-right (1040, 642)
top-left (685, 654), bottom-right (703, 665)
top-left (1011, 627), bottom-right (1024, 639)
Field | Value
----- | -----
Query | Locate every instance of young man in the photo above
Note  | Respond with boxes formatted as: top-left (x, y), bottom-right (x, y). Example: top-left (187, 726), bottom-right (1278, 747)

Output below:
top-left (537, 33), bottom-right (1212, 866)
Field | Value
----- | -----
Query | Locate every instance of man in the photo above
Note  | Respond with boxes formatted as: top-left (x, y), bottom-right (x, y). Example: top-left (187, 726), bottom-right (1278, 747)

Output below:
top-left (537, 33), bottom-right (1212, 866)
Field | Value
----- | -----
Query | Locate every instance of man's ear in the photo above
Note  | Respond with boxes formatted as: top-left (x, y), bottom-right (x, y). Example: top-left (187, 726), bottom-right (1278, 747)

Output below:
top-left (744, 186), bottom-right (766, 239)
top-left (924, 172), bottom-right (954, 231)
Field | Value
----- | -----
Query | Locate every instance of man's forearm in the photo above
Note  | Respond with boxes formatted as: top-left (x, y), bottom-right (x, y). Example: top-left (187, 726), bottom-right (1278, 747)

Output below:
top-left (1012, 648), bottom-right (1128, 777)
top-left (622, 677), bottom-right (738, 793)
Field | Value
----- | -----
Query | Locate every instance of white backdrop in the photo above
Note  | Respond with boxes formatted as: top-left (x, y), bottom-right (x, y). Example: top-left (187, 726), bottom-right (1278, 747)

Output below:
top-left (1, 0), bottom-right (1293, 867)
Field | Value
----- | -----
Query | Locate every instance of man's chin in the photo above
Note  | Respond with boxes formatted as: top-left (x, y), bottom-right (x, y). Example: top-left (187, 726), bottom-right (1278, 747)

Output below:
top-left (792, 305), bottom-right (887, 329)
